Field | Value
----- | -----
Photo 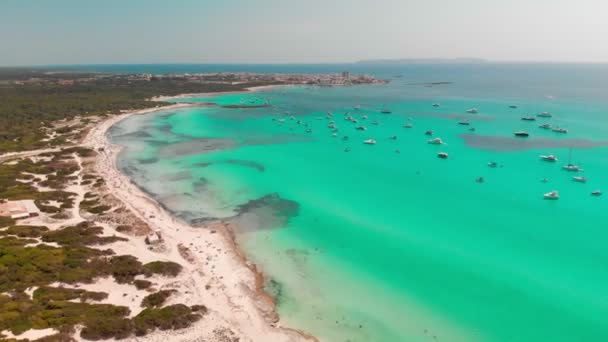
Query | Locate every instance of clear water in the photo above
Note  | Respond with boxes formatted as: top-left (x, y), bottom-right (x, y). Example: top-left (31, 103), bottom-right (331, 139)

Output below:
top-left (109, 63), bottom-right (608, 342)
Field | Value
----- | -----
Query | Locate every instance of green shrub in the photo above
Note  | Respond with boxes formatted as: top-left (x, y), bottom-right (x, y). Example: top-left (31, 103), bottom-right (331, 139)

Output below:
top-left (42, 223), bottom-right (126, 246)
top-left (133, 279), bottom-right (152, 290)
top-left (80, 316), bottom-right (133, 340)
top-left (1, 225), bottom-right (49, 238)
top-left (141, 290), bottom-right (174, 308)
top-left (0, 216), bottom-right (16, 228)
top-left (142, 261), bottom-right (182, 278)
top-left (132, 304), bottom-right (201, 336)
top-left (86, 205), bottom-right (111, 214)
top-left (108, 255), bottom-right (143, 284)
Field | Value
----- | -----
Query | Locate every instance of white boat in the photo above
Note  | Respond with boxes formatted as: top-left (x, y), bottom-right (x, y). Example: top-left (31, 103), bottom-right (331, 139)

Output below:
top-left (552, 127), bottom-right (568, 133)
top-left (332, 133), bottom-right (338, 137)
top-left (538, 123), bottom-right (552, 129)
top-left (437, 152), bottom-right (449, 159)
top-left (404, 123), bottom-right (413, 128)
top-left (390, 135), bottom-right (398, 140)
top-left (363, 139), bottom-right (377, 145)
top-left (521, 116), bottom-right (536, 121)
top-left (354, 105), bottom-right (361, 110)
top-left (572, 176), bottom-right (587, 183)
top-left (428, 137), bottom-right (444, 145)
top-left (544, 190), bottom-right (559, 200)
top-left (488, 162), bottom-right (498, 168)
top-left (591, 190), bottom-right (602, 196)
top-left (562, 149), bottom-right (582, 171)
top-left (372, 121), bottom-right (379, 125)
top-left (362, 115), bottom-right (368, 120)
top-left (537, 112), bottom-right (552, 118)
top-left (425, 130), bottom-right (433, 136)
top-left (466, 108), bottom-right (479, 114)
top-left (356, 126), bottom-right (367, 131)
top-left (432, 103), bottom-right (441, 107)
top-left (381, 108), bottom-right (392, 114)
top-left (539, 155), bottom-right (558, 162)
top-left (562, 164), bottom-right (583, 172)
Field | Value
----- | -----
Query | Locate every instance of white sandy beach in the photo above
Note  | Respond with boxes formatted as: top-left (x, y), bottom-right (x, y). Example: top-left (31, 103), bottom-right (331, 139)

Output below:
top-left (151, 84), bottom-right (290, 102)
top-left (82, 103), bottom-right (317, 342)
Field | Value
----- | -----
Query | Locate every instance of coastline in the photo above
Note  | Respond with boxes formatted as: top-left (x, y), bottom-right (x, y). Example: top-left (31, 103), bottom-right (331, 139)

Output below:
top-left (85, 102), bottom-right (318, 341)
top-left (151, 84), bottom-right (292, 102)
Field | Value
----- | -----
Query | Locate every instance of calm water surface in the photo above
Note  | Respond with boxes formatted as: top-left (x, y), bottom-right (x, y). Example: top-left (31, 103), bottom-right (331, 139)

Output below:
top-left (109, 63), bottom-right (608, 342)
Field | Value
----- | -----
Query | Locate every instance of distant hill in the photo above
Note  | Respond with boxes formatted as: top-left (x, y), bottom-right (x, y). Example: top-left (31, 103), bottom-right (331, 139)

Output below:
top-left (356, 58), bottom-right (487, 64)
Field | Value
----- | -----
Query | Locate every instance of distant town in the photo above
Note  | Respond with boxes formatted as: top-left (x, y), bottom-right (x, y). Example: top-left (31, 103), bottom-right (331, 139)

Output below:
top-left (4, 69), bottom-right (387, 87)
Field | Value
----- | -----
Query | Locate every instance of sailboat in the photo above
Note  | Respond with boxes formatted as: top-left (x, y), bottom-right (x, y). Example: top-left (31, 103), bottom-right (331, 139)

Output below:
top-left (562, 148), bottom-right (583, 172)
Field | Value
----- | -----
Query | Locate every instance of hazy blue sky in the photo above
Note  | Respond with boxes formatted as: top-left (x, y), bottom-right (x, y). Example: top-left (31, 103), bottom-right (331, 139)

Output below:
top-left (1, 0), bottom-right (607, 65)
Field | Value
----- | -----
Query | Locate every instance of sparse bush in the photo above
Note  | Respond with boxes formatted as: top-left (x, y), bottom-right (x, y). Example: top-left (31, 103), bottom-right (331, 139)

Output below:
top-left (0, 216), bottom-right (16, 228)
top-left (133, 279), bottom-right (152, 290)
top-left (142, 261), bottom-right (182, 278)
top-left (141, 290), bottom-right (174, 308)
top-left (133, 304), bottom-right (201, 336)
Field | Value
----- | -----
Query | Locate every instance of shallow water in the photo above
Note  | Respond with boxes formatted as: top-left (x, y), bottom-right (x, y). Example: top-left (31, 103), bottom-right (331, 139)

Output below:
top-left (110, 63), bottom-right (608, 342)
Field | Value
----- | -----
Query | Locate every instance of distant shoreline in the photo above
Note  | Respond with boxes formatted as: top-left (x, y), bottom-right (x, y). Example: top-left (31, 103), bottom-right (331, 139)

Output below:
top-left (150, 84), bottom-right (291, 102)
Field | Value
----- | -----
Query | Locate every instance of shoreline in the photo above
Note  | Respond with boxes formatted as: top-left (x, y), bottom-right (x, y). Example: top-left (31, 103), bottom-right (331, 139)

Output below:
top-left (151, 84), bottom-right (292, 102)
top-left (85, 101), bottom-right (318, 341)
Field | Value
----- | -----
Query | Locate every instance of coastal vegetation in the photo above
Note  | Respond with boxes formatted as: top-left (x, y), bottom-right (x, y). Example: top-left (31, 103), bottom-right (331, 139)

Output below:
top-left (0, 68), bottom-right (280, 153)
top-left (0, 216), bottom-right (203, 340)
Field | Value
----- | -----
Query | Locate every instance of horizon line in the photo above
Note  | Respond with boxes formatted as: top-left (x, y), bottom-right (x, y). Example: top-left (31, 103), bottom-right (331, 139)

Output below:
top-left (3, 59), bottom-right (608, 69)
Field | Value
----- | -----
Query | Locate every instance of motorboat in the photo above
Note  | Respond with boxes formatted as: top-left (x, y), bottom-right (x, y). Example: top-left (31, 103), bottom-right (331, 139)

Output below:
top-left (332, 133), bottom-right (338, 137)
top-left (552, 127), bottom-right (568, 133)
top-left (466, 108), bottom-right (479, 114)
top-left (306, 128), bottom-right (312, 133)
top-left (437, 152), bottom-right (449, 159)
top-left (469, 127), bottom-right (476, 132)
top-left (381, 108), bottom-right (392, 114)
top-left (390, 135), bottom-right (398, 140)
top-left (404, 123), bottom-right (413, 128)
top-left (362, 115), bottom-right (368, 120)
top-left (372, 121), bottom-right (379, 125)
top-left (591, 190), bottom-right (602, 196)
top-left (344, 147), bottom-right (351, 152)
top-left (514, 131), bottom-right (530, 137)
top-left (354, 105), bottom-right (361, 110)
top-left (539, 155), bottom-right (558, 162)
top-left (488, 162), bottom-right (498, 168)
top-left (363, 139), bottom-right (377, 145)
top-left (537, 112), bottom-right (552, 118)
top-left (428, 137), bottom-right (444, 145)
top-left (544, 190), bottom-right (559, 200)
top-left (538, 123), bottom-right (552, 129)
top-left (432, 103), bottom-right (441, 107)
top-left (458, 121), bottom-right (470, 126)
top-left (342, 136), bottom-right (349, 140)
top-left (356, 126), bottom-right (367, 131)
top-left (521, 116), bottom-right (536, 121)
top-left (509, 105), bottom-right (518, 109)
top-left (475, 177), bottom-right (485, 183)
top-left (425, 130), bottom-right (433, 136)
top-left (572, 176), bottom-right (587, 183)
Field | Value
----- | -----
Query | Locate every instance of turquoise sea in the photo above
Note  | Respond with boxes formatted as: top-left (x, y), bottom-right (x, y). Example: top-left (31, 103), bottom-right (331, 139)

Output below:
top-left (107, 63), bottom-right (608, 341)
